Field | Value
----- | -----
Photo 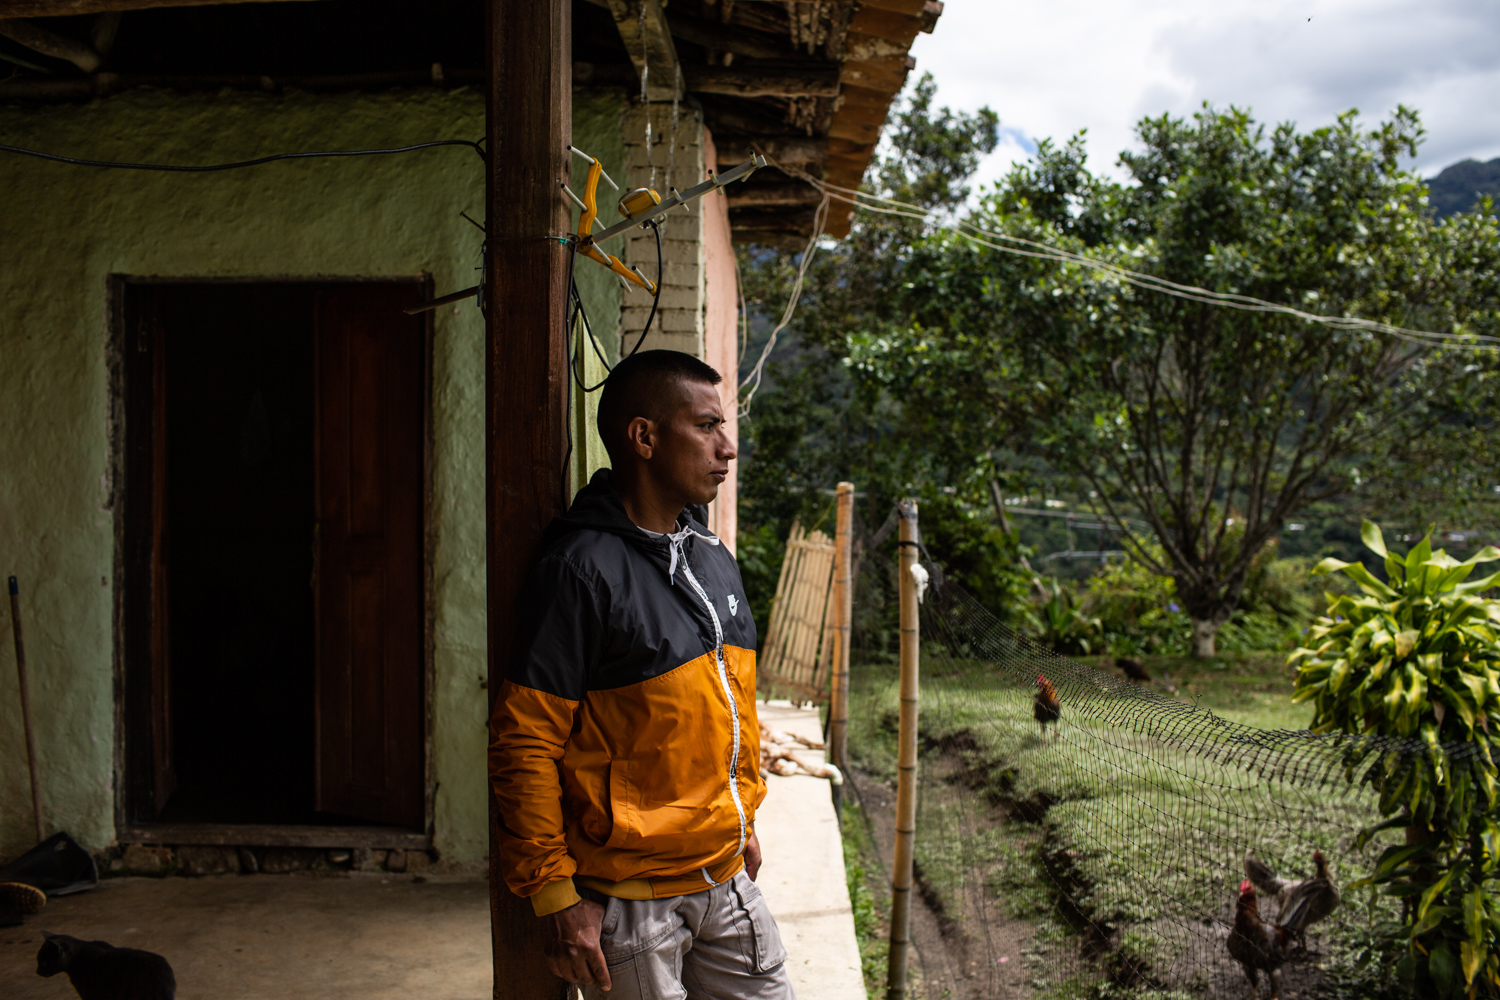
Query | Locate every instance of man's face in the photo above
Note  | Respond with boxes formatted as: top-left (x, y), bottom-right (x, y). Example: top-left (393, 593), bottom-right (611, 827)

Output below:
top-left (639, 380), bottom-right (736, 506)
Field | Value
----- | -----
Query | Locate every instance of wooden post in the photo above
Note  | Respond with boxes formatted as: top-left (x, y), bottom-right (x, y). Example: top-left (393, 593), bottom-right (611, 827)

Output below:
top-left (886, 500), bottom-right (920, 1000)
top-left (828, 482), bottom-right (854, 787)
top-left (8, 577), bottom-right (45, 844)
top-left (485, 0), bottom-right (572, 997)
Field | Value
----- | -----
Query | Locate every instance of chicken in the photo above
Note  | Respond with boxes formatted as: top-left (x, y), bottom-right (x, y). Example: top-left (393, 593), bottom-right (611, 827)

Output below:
top-left (1227, 879), bottom-right (1292, 999)
top-left (1033, 674), bottom-right (1061, 739)
top-left (1116, 656), bottom-right (1152, 683)
top-left (1244, 851), bottom-right (1340, 951)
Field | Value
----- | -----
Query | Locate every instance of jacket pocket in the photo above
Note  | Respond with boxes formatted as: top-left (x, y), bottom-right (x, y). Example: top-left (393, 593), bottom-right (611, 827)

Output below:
top-left (604, 759), bottom-right (634, 849)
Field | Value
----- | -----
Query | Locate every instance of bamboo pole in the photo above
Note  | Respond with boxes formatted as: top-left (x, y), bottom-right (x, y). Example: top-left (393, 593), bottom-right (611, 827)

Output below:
top-left (887, 500), bottom-right (920, 1000)
top-left (829, 482), bottom-right (853, 776)
top-left (9, 577), bottom-right (45, 843)
top-left (762, 521), bottom-right (803, 686)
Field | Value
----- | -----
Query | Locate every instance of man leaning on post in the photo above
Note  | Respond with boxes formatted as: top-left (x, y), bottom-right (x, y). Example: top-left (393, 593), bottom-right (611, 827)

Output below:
top-left (489, 350), bottom-right (795, 998)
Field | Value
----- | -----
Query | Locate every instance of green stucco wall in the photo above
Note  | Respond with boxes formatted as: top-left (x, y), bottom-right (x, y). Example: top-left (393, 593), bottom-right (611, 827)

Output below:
top-left (0, 84), bottom-right (621, 866)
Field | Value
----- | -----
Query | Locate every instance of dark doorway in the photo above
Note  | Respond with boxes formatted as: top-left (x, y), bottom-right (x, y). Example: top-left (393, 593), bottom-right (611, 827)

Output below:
top-left (121, 281), bottom-right (428, 831)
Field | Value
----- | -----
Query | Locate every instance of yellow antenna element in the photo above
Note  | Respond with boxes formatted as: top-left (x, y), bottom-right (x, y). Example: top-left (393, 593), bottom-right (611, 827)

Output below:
top-left (565, 147), bottom-right (766, 295)
top-left (570, 154), bottom-right (656, 294)
top-left (618, 187), bottom-right (662, 220)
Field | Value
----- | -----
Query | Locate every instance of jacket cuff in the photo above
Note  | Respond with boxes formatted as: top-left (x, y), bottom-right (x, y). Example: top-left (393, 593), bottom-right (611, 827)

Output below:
top-left (531, 878), bottom-right (582, 916)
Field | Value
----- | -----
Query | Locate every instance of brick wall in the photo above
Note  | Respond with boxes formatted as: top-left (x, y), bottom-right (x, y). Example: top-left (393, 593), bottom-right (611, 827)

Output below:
top-left (619, 102), bottom-right (707, 358)
top-left (617, 104), bottom-right (741, 552)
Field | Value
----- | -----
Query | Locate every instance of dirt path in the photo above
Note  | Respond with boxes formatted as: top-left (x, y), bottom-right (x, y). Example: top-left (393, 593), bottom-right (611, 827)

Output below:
top-left (851, 767), bottom-right (1032, 1000)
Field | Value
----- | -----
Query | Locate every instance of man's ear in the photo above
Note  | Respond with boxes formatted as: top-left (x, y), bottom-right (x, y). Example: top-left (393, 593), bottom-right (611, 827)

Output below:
top-left (625, 416), bottom-right (655, 460)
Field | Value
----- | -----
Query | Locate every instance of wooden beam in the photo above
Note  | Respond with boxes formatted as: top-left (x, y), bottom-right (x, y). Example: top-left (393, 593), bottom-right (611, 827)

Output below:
top-left (605, 0), bottom-right (681, 101)
top-left (684, 65), bottom-right (839, 97)
top-left (726, 181), bottom-right (822, 209)
top-left (728, 206), bottom-right (820, 231)
top-left (664, 9), bottom-right (786, 60)
top-left (699, 99), bottom-right (794, 136)
top-left (0, 0), bottom-right (321, 14)
top-left (839, 53), bottom-right (916, 93)
top-left (485, 0), bottom-right (572, 997)
top-left (713, 134), bottom-right (826, 171)
top-left (0, 17), bottom-right (100, 71)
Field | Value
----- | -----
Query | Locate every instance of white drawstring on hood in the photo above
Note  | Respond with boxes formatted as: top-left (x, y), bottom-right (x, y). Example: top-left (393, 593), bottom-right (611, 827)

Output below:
top-left (664, 522), bottom-right (720, 584)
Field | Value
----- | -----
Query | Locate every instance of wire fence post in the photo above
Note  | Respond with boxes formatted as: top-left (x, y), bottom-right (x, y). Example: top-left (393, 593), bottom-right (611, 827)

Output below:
top-left (829, 481), bottom-right (854, 805)
top-left (887, 499), bottom-right (920, 1000)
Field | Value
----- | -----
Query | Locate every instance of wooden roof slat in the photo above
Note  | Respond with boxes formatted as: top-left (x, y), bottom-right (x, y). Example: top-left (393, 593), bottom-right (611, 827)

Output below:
top-left (713, 134), bottom-right (827, 172)
top-left (846, 8), bottom-right (923, 50)
top-left (839, 53), bottom-right (916, 93)
top-left (664, 9), bottom-right (788, 60)
top-left (726, 182), bottom-right (825, 209)
top-left (853, 0), bottom-right (929, 16)
top-left (684, 64), bottom-right (839, 98)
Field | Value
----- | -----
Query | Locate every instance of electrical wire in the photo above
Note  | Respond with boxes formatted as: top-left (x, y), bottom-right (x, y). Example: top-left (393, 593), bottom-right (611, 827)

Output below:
top-left (801, 173), bottom-right (1500, 351)
top-left (737, 193), bottom-right (831, 418)
top-left (568, 220), bottom-right (664, 394)
top-left (0, 138), bottom-right (486, 171)
top-left (562, 220), bottom-right (664, 493)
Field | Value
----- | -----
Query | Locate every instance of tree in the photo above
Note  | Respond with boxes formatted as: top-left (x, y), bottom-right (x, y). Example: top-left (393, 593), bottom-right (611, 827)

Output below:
top-left (736, 73), bottom-right (1000, 532)
top-left (849, 105), bottom-right (1500, 655)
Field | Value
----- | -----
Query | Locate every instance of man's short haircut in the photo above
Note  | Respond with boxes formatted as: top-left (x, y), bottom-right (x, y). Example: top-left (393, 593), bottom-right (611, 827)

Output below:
top-left (597, 350), bottom-right (723, 462)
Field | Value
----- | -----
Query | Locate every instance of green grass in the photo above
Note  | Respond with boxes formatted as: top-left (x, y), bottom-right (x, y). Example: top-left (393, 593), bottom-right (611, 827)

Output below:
top-left (848, 650), bottom-right (1402, 998)
top-left (1074, 652), bottom-right (1315, 731)
top-left (841, 803), bottom-right (894, 999)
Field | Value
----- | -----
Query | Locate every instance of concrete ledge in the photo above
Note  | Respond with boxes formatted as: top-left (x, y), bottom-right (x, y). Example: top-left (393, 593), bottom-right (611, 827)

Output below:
top-left (754, 700), bottom-right (866, 1000)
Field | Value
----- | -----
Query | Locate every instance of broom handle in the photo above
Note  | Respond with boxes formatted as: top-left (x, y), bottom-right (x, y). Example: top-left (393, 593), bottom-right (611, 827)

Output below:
top-left (9, 577), bottom-right (45, 843)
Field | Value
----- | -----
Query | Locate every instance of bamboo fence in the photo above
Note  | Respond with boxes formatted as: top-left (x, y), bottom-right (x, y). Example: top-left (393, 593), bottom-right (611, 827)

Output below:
top-left (759, 521), bottom-right (838, 705)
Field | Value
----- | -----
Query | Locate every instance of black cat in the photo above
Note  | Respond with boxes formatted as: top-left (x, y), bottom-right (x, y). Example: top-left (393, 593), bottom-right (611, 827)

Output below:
top-left (35, 931), bottom-right (176, 1000)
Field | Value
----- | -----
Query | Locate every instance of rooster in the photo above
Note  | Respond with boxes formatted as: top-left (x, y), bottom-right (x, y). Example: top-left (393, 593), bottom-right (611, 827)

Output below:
top-left (1227, 879), bottom-right (1292, 999)
top-left (1033, 674), bottom-right (1061, 739)
top-left (1116, 656), bottom-right (1152, 683)
top-left (1244, 850), bottom-right (1340, 951)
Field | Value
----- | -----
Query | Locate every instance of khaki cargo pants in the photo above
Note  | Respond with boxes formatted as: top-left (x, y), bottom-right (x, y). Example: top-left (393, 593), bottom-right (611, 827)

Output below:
top-left (581, 873), bottom-right (796, 1000)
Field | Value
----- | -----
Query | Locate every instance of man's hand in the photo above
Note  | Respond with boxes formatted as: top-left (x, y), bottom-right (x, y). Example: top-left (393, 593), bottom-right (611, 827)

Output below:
top-left (543, 899), bottom-right (611, 990)
top-left (745, 828), bottom-right (763, 881)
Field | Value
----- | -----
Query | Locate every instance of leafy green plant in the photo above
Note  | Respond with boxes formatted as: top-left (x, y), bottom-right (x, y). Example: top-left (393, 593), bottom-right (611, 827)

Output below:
top-left (1289, 520), bottom-right (1500, 997)
top-left (1083, 551), bottom-right (1188, 656)
top-left (1028, 578), bottom-right (1103, 655)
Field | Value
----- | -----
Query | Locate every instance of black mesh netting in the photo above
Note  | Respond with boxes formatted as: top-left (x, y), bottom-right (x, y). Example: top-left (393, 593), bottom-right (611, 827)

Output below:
top-left (841, 511), bottom-right (1451, 999)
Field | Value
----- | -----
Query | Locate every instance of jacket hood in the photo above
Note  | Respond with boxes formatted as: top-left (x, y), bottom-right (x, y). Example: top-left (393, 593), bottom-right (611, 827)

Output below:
top-left (542, 468), bottom-right (713, 551)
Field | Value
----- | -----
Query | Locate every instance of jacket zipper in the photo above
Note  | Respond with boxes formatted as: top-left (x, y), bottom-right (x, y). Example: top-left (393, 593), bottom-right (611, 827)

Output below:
top-left (675, 544), bottom-right (748, 856)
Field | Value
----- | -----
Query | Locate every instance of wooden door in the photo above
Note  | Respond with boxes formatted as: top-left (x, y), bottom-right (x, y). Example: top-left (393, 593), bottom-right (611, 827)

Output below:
top-left (313, 284), bottom-right (427, 829)
top-left (123, 286), bottom-right (179, 818)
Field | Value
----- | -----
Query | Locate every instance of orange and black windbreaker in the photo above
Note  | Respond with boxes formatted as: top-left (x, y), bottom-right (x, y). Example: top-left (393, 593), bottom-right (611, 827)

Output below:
top-left (489, 469), bottom-right (765, 916)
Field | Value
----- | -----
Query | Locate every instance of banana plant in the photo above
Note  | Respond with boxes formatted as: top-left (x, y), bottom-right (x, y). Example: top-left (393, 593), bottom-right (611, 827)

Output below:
top-left (1290, 520), bottom-right (1500, 997)
top-left (1026, 578), bottom-right (1103, 655)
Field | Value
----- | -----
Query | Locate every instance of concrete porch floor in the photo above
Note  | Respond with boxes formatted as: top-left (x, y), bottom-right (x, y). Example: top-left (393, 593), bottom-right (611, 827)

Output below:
top-left (2, 702), bottom-right (860, 999)
top-left (1, 873), bottom-right (492, 999)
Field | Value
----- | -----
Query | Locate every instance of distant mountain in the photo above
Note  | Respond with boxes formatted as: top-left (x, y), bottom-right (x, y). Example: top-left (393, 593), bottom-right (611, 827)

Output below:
top-left (1427, 157), bottom-right (1500, 218)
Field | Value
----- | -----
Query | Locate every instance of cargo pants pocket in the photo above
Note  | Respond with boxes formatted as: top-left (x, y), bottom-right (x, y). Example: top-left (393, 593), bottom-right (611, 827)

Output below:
top-left (733, 876), bottom-right (788, 973)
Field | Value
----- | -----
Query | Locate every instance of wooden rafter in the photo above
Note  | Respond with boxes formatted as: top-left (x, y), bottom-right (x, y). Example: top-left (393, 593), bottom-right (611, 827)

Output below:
top-left (0, 0), bottom-right (320, 14)
top-left (603, 0), bottom-right (681, 101)
top-left (683, 65), bottom-right (839, 98)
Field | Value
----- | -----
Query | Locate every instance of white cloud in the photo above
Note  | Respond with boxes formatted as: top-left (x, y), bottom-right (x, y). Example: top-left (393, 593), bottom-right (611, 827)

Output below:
top-left (909, 0), bottom-right (1500, 188)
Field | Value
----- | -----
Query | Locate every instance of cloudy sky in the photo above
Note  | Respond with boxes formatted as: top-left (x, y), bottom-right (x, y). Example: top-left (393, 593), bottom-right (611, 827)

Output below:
top-left (907, 0), bottom-right (1500, 188)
